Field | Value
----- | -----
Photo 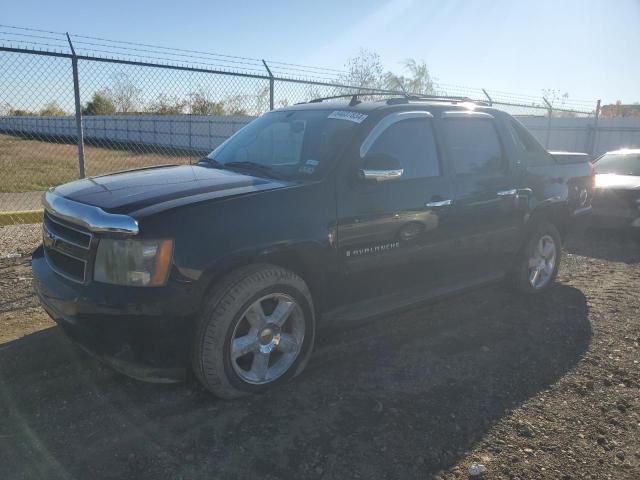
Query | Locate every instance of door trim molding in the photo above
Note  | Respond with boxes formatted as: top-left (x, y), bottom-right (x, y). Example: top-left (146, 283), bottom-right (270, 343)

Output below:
top-left (360, 111), bottom-right (434, 158)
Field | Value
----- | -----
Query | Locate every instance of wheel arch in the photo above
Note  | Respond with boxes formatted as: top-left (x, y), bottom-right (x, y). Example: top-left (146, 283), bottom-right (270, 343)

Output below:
top-left (524, 201), bottom-right (569, 243)
top-left (198, 243), bottom-right (328, 314)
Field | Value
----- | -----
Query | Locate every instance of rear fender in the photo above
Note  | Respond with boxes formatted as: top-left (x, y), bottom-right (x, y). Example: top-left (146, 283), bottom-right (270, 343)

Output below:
top-left (524, 201), bottom-right (568, 243)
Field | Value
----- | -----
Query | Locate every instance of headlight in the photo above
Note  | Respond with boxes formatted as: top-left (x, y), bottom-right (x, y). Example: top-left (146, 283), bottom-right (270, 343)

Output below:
top-left (94, 238), bottom-right (173, 287)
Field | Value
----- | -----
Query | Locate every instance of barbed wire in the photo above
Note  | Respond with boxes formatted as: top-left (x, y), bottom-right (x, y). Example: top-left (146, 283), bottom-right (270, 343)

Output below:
top-left (0, 23), bottom-right (598, 112)
top-left (70, 39), bottom-right (346, 80)
top-left (0, 37), bottom-right (70, 53)
top-left (0, 23), bottom-right (66, 36)
top-left (71, 33), bottom-right (349, 75)
top-left (0, 24), bottom-right (349, 83)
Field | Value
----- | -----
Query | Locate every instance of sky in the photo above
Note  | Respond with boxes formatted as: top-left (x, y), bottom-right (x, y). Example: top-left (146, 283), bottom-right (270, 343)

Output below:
top-left (1, 0), bottom-right (639, 105)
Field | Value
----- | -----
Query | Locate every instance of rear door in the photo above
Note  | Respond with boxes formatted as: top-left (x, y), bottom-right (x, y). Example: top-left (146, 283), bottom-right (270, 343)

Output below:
top-left (335, 111), bottom-right (457, 304)
top-left (439, 111), bottom-right (523, 278)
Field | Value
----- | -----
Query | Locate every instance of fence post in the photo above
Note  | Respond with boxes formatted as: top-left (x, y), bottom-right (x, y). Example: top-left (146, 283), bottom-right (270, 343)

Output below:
top-left (262, 60), bottom-right (274, 111)
top-left (481, 88), bottom-right (493, 106)
top-left (66, 33), bottom-right (86, 178)
top-left (589, 99), bottom-right (601, 156)
top-left (542, 97), bottom-right (553, 149)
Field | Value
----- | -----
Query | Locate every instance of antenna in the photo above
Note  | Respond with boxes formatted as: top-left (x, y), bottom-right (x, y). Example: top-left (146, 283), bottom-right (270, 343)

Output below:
top-left (395, 78), bottom-right (409, 98)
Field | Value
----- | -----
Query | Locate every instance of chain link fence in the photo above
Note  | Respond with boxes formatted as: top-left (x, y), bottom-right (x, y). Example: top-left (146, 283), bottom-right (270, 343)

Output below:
top-left (0, 25), bottom-right (600, 254)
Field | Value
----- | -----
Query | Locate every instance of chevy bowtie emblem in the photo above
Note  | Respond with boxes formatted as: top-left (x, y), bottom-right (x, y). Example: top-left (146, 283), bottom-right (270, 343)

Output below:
top-left (44, 228), bottom-right (58, 248)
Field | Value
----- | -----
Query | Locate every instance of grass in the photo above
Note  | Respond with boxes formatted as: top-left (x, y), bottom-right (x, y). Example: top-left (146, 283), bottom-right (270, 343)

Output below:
top-left (0, 134), bottom-right (198, 193)
top-left (0, 210), bottom-right (43, 226)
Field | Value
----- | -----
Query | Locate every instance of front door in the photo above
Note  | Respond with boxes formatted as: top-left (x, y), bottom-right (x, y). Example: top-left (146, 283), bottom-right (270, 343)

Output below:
top-left (334, 111), bottom-right (457, 305)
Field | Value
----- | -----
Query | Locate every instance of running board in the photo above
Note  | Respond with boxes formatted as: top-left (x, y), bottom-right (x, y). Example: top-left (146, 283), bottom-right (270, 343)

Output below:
top-left (320, 272), bottom-right (505, 327)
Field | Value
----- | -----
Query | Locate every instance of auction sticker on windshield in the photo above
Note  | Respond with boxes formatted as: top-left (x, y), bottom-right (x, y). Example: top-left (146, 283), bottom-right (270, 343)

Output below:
top-left (327, 111), bottom-right (368, 123)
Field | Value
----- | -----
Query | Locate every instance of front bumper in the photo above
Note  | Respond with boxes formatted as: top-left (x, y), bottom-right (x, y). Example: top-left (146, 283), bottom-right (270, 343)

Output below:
top-left (32, 245), bottom-right (198, 382)
top-left (591, 187), bottom-right (640, 230)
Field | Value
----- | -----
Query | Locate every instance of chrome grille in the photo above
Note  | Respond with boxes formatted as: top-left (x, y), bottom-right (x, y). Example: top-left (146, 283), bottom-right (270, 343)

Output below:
top-left (43, 212), bottom-right (94, 283)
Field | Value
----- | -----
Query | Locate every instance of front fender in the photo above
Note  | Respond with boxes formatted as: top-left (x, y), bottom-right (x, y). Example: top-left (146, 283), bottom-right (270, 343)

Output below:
top-left (139, 181), bottom-right (338, 312)
top-left (195, 240), bottom-right (333, 312)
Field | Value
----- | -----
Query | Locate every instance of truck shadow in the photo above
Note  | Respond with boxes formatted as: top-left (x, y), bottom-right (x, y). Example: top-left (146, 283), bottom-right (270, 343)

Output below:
top-left (0, 284), bottom-right (590, 479)
top-left (565, 228), bottom-right (640, 264)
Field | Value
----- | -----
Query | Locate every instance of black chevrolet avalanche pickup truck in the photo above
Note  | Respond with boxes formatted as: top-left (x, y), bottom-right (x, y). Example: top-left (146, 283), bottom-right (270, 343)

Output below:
top-left (33, 96), bottom-right (593, 398)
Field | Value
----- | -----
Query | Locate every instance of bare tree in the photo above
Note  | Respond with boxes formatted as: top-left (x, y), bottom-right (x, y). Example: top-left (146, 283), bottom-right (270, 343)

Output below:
top-left (146, 94), bottom-right (187, 115)
top-left (0, 102), bottom-right (12, 116)
top-left (105, 72), bottom-right (142, 113)
top-left (39, 101), bottom-right (66, 116)
top-left (303, 84), bottom-right (324, 103)
top-left (340, 50), bottom-right (435, 97)
top-left (339, 48), bottom-right (386, 90)
top-left (189, 87), bottom-right (225, 115)
top-left (542, 88), bottom-right (569, 108)
top-left (7, 107), bottom-right (33, 116)
top-left (542, 89), bottom-right (576, 117)
top-left (385, 59), bottom-right (435, 95)
top-left (223, 94), bottom-right (249, 116)
top-left (254, 86), bottom-right (271, 114)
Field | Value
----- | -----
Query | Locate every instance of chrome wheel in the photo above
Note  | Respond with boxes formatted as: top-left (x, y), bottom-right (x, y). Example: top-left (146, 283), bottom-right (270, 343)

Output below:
top-left (528, 234), bottom-right (557, 289)
top-left (230, 293), bottom-right (305, 385)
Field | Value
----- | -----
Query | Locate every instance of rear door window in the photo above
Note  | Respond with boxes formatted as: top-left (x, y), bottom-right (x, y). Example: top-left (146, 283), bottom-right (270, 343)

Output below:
top-left (441, 118), bottom-right (504, 176)
top-left (507, 118), bottom-right (555, 165)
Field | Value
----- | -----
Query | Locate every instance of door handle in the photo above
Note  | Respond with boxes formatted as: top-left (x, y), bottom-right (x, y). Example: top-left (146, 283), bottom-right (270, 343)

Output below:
top-left (496, 189), bottom-right (518, 197)
top-left (425, 199), bottom-right (453, 207)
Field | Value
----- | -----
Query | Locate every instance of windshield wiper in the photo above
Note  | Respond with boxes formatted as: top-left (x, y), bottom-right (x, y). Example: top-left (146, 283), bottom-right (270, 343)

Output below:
top-left (197, 158), bottom-right (283, 179)
top-left (196, 157), bottom-right (224, 168)
top-left (223, 161), bottom-right (283, 179)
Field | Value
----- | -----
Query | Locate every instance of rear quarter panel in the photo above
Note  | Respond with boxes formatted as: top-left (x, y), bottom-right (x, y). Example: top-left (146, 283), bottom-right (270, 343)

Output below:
top-left (494, 111), bottom-right (592, 235)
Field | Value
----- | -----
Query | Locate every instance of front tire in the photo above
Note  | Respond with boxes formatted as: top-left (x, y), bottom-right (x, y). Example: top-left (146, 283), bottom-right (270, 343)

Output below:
top-left (510, 221), bottom-right (562, 294)
top-left (192, 264), bottom-right (315, 399)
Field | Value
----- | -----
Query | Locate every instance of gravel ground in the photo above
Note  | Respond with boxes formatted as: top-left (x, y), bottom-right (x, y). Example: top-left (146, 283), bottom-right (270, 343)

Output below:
top-left (0, 230), bottom-right (638, 479)
top-left (0, 223), bottom-right (41, 258)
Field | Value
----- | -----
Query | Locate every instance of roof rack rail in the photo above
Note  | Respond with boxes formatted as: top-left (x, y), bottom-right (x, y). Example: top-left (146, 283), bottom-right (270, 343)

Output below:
top-left (304, 92), bottom-right (490, 107)
top-left (388, 95), bottom-right (490, 106)
top-left (308, 92), bottom-right (406, 105)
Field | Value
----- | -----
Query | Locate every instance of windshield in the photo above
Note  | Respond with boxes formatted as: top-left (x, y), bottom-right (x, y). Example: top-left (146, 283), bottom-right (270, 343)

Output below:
top-left (594, 153), bottom-right (640, 176)
top-left (206, 109), bottom-right (361, 179)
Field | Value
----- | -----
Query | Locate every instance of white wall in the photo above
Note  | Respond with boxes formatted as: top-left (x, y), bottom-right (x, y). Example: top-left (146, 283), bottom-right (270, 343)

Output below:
top-left (0, 114), bottom-right (254, 152)
top-left (1, 114), bottom-right (640, 158)
top-left (517, 116), bottom-right (640, 157)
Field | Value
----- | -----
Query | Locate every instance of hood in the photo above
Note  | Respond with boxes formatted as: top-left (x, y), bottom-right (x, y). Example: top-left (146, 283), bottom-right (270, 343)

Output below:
top-left (594, 173), bottom-right (640, 190)
top-left (52, 165), bottom-right (291, 215)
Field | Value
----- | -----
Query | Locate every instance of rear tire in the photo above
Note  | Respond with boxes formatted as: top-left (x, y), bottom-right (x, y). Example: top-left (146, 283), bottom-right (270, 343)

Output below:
top-left (192, 264), bottom-right (315, 399)
top-left (510, 221), bottom-right (562, 294)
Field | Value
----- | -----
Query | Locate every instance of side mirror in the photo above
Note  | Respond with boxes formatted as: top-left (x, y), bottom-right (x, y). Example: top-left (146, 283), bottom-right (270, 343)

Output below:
top-left (359, 153), bottom-right (404, 182)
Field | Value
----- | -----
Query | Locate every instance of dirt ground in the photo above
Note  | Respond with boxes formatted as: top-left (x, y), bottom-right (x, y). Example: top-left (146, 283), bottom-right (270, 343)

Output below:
top-left (0, 229), bottom-right (638, 480)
